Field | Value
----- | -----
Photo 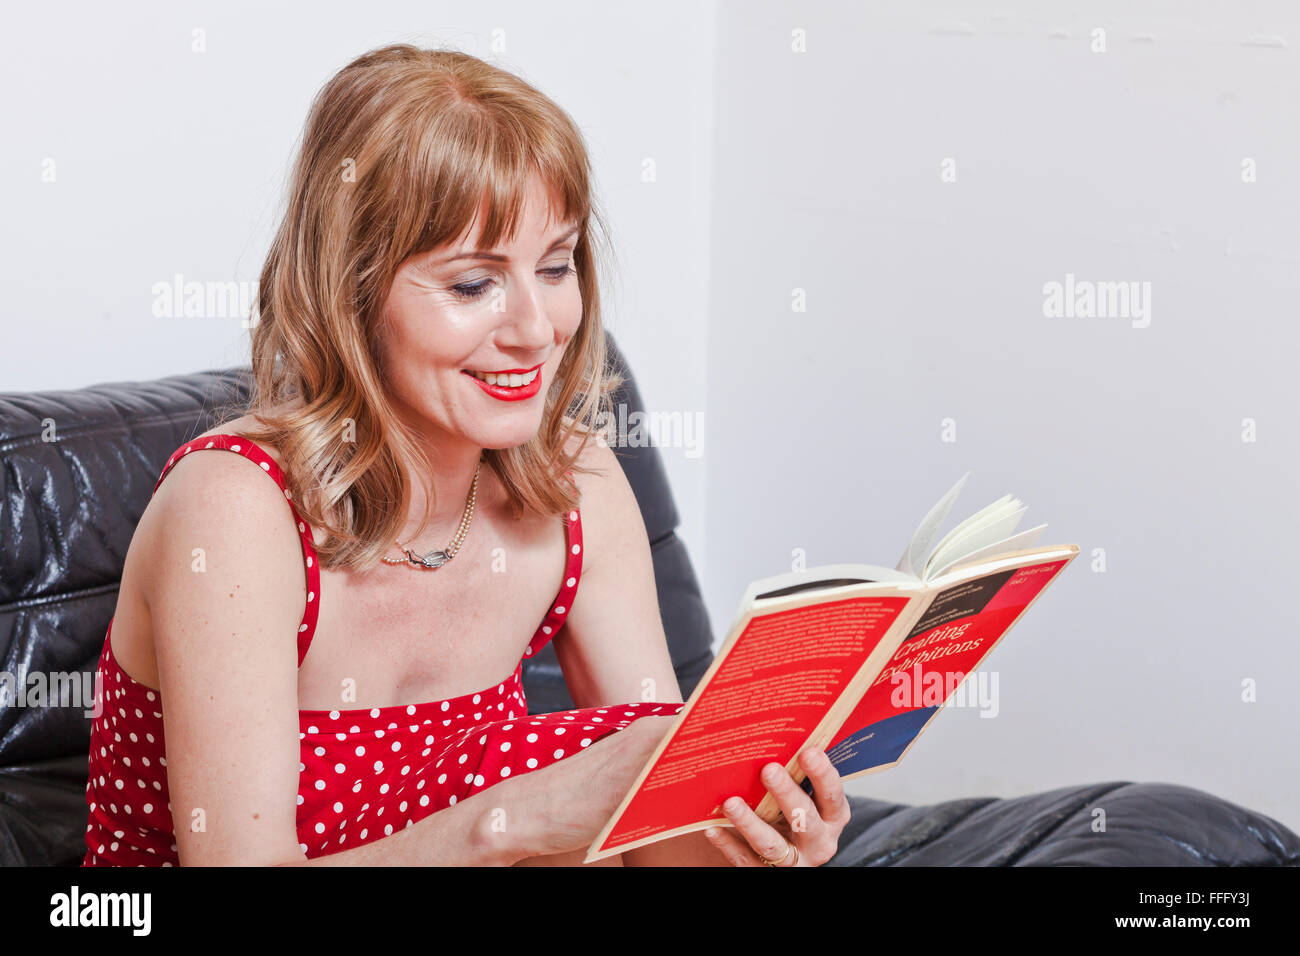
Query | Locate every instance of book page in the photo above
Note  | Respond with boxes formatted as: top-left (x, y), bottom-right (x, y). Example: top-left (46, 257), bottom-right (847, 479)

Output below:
top-left (584, 589), bottom-right (915, 861)
top-left (927, 523), bottom-right (1046, 580)
top-left (922, 504), bottom-right (1027, 580)
top-left (897, 471), bottom-right (972, 575)
top-left (819, 549), bottom-right (1078, 782)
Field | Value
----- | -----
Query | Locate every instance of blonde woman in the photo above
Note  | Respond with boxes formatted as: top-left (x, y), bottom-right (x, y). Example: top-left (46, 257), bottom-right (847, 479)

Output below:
top-left (82, 44), bottom-right (849, 867)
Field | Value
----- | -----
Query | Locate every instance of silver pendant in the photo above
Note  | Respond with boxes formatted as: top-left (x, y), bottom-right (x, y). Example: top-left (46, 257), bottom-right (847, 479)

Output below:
top-left (404, 548), bottom-right (451, 569)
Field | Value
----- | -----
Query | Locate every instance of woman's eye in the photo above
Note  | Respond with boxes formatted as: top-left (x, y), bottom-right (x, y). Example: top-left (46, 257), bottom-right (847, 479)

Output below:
top-left (450, 279), bottom-right (492, 300)
top-left (450, 265), bottom-right (573, 300)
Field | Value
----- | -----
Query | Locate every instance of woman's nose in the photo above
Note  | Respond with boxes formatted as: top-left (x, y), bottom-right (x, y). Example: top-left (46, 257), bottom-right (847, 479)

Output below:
top-left (497, 280), bottom-right (555, 347)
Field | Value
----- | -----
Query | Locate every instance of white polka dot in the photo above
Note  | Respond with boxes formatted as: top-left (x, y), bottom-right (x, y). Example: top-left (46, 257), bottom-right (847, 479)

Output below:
top-left (553, 748), bottom-right (565, 759)
top-left (566, 577), bottom-right (576, 588)
top-left (571, 544), bottom-right (580, 555)
top-left (473, 774), bottom-right (484, 787)
top-left (526, 758), bottom-right (538, 769)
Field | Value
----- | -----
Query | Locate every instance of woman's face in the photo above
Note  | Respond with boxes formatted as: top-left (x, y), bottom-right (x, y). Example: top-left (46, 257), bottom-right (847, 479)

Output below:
top-left (376, 177), bottom-right (583, 452)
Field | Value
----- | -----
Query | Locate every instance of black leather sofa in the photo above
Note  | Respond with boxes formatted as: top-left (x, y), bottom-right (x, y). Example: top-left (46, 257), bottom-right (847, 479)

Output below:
top-left (2, 338), bottom-right (1297, 866)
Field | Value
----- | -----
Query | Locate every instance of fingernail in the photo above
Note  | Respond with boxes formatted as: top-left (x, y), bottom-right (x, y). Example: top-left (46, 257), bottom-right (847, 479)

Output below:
top-left (704, 827), bottom-right (719, 839)
top-left (763, 764), bottom-right (782, 782)
top-left (724, 797), bottom-right (743, 812)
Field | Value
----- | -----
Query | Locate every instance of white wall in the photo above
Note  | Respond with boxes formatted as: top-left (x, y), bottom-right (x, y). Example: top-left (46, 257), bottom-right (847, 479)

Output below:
top-left (4, 1), bottom-right (1296, 833)
top-left (705, 0), bottom-right (1299, 829)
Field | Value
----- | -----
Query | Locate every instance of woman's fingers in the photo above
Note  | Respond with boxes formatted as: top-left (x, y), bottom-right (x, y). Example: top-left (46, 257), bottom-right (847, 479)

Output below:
top-left (702, 825), bottom-right (763, 866)
top-left (758, 761), bottom-right (820, 838)
top-left (800, 748), bottom-right (852, 831)
top-left (719, 795), bottom-right (799, 865)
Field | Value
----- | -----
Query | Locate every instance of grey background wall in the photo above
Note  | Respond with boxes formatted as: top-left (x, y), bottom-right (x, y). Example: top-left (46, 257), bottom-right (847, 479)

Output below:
top-left (2, 1), bottom-right (1295, 829)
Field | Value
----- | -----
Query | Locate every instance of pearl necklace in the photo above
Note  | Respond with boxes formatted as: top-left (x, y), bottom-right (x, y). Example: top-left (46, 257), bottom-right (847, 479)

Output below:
top-left (381, 461), bottom-right (482, 569)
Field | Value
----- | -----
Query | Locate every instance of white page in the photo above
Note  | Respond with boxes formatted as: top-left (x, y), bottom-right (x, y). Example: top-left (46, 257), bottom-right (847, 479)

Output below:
top-left (897, 471), bottom-right (972, 575)
top-left (926, 523), bottom-right (1047, 579)
top-left (923, 503), bottom-right (1027, 579)
top-left (922, 494), bottom-right (1016, 573)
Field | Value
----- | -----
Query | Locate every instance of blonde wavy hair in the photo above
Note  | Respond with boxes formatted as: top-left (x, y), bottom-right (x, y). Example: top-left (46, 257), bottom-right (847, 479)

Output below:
top-left (217, 43), bottom-right (623, 572)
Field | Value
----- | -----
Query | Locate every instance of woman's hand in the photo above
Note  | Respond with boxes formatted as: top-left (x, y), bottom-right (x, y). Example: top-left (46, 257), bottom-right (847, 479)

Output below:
top-left (511, 714), bottom-right (682, 861)
top-left (702, 747), bottom-right (850, 867)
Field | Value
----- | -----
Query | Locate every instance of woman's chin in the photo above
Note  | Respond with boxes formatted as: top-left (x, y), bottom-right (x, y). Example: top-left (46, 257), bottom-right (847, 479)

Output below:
top-left (472, 423), bottom-right (542, 451)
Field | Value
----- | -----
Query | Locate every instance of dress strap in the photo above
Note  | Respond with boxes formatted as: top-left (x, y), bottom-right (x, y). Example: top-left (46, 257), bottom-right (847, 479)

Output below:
top-left (153, 434), bottom-right (320, 667)
top-left (522, 504), bottom-right (583, 659)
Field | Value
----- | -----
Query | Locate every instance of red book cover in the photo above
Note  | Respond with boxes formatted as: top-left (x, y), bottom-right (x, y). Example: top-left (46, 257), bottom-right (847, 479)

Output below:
top-left (585, 593), bottom-right (911, 860)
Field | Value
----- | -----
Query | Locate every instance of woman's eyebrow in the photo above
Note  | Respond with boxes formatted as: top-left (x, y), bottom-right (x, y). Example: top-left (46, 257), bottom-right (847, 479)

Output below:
top-left (436, 223), bottom-right (580, 264)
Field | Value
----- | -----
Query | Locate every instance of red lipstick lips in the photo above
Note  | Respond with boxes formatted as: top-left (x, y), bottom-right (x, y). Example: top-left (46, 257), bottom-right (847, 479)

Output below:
top-left (462, 364), bottom-right (544, 402)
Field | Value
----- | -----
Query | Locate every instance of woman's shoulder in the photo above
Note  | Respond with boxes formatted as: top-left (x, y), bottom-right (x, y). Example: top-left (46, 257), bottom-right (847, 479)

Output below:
top-left (190, 413), bottom-right (290, 472)
top-left (145, 419), bottom-right (304, 550)
top-left (561, 432), bottom-right (645, 573)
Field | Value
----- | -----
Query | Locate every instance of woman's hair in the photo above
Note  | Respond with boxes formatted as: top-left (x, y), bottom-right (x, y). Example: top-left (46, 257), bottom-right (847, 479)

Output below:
top-left (217, 43), bottom-right (624, 572)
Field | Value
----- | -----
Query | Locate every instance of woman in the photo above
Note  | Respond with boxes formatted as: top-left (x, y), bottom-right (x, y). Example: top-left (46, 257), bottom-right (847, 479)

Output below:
top-left (82, 44), bottom-right (849, 867)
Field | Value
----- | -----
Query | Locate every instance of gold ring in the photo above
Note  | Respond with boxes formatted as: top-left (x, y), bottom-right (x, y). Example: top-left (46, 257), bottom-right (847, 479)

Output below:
top-left (761, 842), bottom-right (798, 867)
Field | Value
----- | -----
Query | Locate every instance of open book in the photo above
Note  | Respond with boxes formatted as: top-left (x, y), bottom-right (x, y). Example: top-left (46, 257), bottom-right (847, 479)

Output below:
top-left (585, 472), bottom-right (1079, 862)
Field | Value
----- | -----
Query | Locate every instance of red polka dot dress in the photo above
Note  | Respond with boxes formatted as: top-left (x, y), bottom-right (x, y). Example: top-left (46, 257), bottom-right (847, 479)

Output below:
top-left (82, 434), bottom-right (684, 866)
